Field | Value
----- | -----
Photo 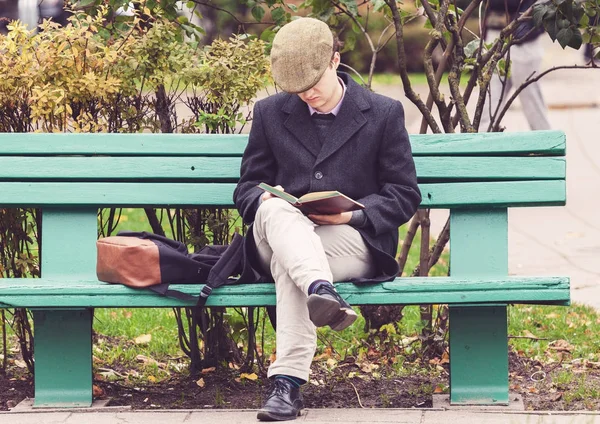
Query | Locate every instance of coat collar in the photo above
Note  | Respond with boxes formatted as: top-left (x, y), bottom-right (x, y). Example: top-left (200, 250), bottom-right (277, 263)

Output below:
top-left (282, 73), bottom-right (370, 162)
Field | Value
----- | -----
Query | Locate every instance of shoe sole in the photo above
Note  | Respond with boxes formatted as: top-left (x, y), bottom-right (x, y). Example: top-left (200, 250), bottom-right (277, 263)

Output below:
top-left (307, 294), bottom-right (357, 331)
top-left (257, 409), bottom-right (302, 421)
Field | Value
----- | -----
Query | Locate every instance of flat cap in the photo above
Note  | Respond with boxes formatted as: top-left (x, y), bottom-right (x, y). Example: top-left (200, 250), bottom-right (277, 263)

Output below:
top-left (270, 18), bottom-right (334, 93)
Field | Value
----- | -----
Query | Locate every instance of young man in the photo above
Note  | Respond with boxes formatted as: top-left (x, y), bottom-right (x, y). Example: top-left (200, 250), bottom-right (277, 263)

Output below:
top-left (233, 17), bottom-right (421, 421)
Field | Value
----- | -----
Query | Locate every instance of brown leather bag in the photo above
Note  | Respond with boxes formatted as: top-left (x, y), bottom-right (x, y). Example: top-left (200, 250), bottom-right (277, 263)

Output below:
top-left (97, 231), bottom-right (246, 304)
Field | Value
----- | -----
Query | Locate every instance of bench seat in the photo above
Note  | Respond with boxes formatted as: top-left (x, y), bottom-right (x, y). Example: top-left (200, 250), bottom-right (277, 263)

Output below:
top-left (0, 277), bottom-right (570, 308)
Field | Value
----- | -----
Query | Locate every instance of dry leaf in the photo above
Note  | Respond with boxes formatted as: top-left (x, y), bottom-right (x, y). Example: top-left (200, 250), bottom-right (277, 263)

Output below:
top-left (196, 378), bottom-right (205, 388)
top-left (360, 362), bottom-right (373, 373)
top-left (122, 310), bottom-right (133, 319)
top-left (147, 376), bottom-right (156, 383)
top-left (240, 373), bottom-right (258, 381)
top-left (14, 359), bottom-right (27, 368)
top-left (433, 386), bottom-right (444, 394)
top-left (550, 392), bottom-right (563, 402)
top-left (92, 385), bottom-right (105, 398)
top-left (134, 334), bottom-right (152, 345)
top-left (522, 330), bottom-right (537, 338)
top-left (136, 355), bottom-right (158, 365)
top-left (326, 358), bottom-right (337, 368)
top-left (201, 367), bottom-right (216, 374)
top-left (548, 340), bottom-right (574, 353)
top-left (310, 380), bottom-right (320, 386)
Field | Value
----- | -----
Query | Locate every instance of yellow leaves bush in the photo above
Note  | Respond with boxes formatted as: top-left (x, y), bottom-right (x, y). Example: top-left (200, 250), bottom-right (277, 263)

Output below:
top-left (0, 7), bottom-right (270, 134)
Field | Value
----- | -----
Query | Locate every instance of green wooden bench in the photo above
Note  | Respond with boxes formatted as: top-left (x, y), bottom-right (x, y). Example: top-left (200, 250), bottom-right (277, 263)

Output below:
top-left (0, 130), bottom-right (569, 409)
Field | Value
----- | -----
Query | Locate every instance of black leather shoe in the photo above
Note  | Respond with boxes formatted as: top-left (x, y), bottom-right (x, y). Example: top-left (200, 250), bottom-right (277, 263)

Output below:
top-left (257, 378), bottom-right (303, 421)
top-left (307, 283), bottom-right (357, 331)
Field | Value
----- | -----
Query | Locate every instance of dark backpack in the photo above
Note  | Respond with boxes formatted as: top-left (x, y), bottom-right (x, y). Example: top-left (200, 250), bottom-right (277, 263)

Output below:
top-left (96, 231), bottom-right (246, 307)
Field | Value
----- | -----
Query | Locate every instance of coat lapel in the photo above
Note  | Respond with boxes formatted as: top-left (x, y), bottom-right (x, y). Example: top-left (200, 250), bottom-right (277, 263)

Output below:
top-left (281, 75), bottom-right (371, 161)
top-left (282, 95), bottom-right (321, 157)
top-left (315, 77), bottom-right (369, 166)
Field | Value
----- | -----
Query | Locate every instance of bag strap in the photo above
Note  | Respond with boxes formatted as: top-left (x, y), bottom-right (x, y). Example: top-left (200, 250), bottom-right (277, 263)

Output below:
top-left (150, 284), bottom-right (197, 301)
top-left (197, 232), bottom-right (245, 307)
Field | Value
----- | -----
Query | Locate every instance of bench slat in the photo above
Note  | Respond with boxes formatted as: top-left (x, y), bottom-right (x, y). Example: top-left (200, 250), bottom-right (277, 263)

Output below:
top-left (0, 277), bottom-right (570, 308)
top-left (0, 156), bottom-right (566, 182)
top-left (0, 180), bottom-right (566, 208)
top-left (0, 130), bottom-right (565, 156)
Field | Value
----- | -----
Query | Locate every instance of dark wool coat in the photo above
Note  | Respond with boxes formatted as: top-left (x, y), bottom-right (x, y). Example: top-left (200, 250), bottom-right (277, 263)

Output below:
top-left (234, 73), bottom-right (421, 283)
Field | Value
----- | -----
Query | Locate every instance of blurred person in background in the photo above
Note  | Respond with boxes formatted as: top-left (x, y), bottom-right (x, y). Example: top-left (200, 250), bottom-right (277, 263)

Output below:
top-left (479, 0), bottom-right (551, 132)
top-left (0, 0), bottom-right (69, 33)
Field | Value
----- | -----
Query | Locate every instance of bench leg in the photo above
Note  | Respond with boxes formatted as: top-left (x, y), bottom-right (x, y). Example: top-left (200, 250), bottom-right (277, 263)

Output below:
top-left (33, 309), bottom-right (93, 408)
top-left (449, 305), bottom-right (509, 405)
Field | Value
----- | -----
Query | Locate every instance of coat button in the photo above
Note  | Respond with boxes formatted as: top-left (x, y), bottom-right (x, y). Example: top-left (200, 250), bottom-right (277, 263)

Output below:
top-left (314, 171), bottom-right (323, 180)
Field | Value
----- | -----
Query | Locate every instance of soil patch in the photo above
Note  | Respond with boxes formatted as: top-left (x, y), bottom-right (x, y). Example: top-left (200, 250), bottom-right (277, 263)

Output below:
top-left (2, 351), bottom-right (600, 411)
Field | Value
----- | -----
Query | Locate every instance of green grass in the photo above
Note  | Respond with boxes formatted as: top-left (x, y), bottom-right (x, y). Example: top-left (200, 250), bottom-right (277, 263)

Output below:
top-left (508, 303), bottom-right (600, 362)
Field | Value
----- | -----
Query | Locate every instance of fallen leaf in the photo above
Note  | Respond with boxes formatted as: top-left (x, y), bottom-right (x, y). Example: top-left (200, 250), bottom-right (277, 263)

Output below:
top-left (548, 340), bottom-right (574, 353)
top-left (136, 354), bottom-right (158, 365)
top-left (433, 386), bottom-right (444, 394)
top-left (326, 358), bottom-right (337, 368)
top-left (310, 380), bottom-right (320, 386)
top-left (196, 378), bottom-right (205, 388)
top-left (240, 373), bottom-right (258, 381)
top-left (134, 334), bottom-right (152, 345)
top-left (92, 385), bottom-right (105, 398)
top-left (347, 372), bottom-right (357, 379)
top-left (147, 376), bottom-right (156, 383)
top-left (201, 367), bottom-right (216, 374)
top-left (360, 362), bottom-right (373, 373)
top-left (14, 359), bottom-right (26, 369)
top-left (550, 392), bottom-right (563, 402)
top-left (122, 310), bottom-right (133, 319)
top-left (522, 330), bottom-right (537, 338)
top-left (528, 387), bottom-right (539, 394)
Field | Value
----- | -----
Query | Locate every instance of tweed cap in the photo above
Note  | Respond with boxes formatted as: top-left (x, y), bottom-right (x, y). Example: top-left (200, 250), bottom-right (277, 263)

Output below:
top-left (270, 18), bottom-right (334, 93)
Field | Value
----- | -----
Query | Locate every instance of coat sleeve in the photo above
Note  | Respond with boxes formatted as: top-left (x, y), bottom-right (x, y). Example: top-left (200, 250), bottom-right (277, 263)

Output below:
top-left (358, 100), bottom-right (421, 237)
top-left (233, 101), bottom-right (277, 224)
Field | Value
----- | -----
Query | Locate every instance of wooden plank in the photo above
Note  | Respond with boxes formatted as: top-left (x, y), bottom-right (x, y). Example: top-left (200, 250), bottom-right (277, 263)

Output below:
top-left (0, 156), bottom-right (565, 182)
top-left (0, 130), bottom-right (565, 157)
top-left (0, 277), bottom-right (570, 308)
top-left (419, 180), bottom-right (566, 208)
top-left (0, 180), bottom-right (566, 208)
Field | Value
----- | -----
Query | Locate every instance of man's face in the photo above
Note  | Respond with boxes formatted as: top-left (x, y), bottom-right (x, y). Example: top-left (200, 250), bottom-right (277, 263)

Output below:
top-left (297, 53), bottom-right (341, 112)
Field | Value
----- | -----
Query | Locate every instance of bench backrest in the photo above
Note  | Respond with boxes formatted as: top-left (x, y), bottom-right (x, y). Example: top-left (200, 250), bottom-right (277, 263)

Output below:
top-left (0, 130), bottom-right (566, 209)
top-left (0, 130), bottom-right (566, 280)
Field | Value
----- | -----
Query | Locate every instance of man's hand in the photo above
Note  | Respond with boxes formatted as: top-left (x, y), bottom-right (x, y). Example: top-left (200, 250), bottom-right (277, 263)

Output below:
top-left (261, 185), bottom-right (284, 202)
top-left (308, 211), bottom-right (352, 225)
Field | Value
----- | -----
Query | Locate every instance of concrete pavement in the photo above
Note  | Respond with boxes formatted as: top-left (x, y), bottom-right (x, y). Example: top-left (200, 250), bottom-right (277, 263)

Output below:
top-left (1, 408), bottom-right (600, 424)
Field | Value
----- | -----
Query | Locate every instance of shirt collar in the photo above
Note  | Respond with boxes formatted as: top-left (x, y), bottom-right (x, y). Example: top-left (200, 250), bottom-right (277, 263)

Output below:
top-left (308, 77), bottom-right (347, 116)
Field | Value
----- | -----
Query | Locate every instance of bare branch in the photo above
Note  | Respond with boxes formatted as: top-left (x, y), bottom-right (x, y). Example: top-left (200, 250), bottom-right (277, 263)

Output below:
top-left (493, 65), bottom-right (598, 131)
top-left (385, 0), bottom-right (441, 133)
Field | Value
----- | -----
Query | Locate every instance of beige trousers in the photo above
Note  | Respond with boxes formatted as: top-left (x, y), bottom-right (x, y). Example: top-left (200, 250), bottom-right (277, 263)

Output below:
top-left (253, 198), bottom-right (375, 381)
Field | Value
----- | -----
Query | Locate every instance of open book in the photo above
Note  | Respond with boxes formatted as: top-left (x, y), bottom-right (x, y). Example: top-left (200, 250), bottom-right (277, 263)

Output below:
top-left (258, 182), bottom-right (365, 215)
